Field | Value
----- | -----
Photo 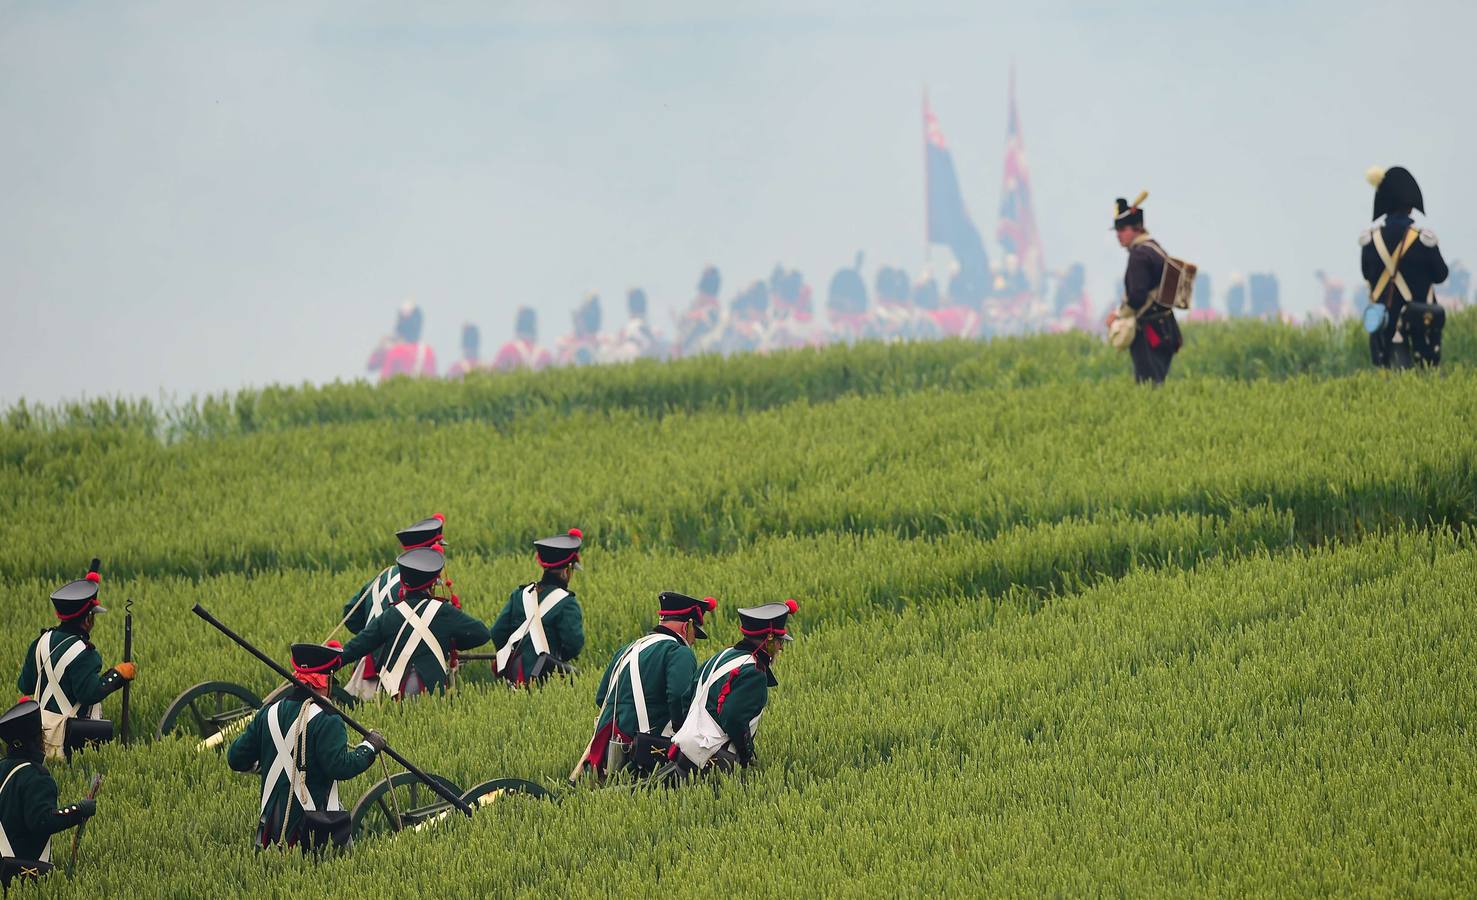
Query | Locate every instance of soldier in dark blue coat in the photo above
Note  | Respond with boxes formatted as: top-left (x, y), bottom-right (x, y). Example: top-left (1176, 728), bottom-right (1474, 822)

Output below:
top-left (1360, 166), bottom-right (1449, 368)
top-left (1108, 193), bottom-right (1182, 384)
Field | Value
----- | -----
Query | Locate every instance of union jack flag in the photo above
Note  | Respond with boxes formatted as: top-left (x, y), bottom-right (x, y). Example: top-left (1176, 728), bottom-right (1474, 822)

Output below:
top-left (996, 68), bottom-right (1046, 293)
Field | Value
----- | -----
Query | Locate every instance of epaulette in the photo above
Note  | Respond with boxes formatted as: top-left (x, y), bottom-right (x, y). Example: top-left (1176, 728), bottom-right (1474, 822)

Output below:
top-left (1419, 228), bottom-right (1439, 247)
top-left (1358, 227), bottom-right (1375, 247)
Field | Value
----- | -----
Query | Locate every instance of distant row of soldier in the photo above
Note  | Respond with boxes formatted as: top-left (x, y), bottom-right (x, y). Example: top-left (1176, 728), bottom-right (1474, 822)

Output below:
top-left (1, 514), bottom-right (797, 878)
top-left (371, 170), bottom-right (1463, 384)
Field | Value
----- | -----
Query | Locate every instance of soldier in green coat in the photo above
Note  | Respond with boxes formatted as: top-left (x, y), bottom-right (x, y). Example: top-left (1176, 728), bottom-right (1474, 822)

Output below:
top-left (227, 642), bottom-right (385, 849)
top-left (490, 529), bottom-right (587, 685)
top-left (16, 562), bottom-right (136, 760)
top-left (339, 548), bottom-right (491, 697)
top-left (574, 592), bottom-right (716, 781)
top-left (664, 599), bottom-right (799, 779)
top-left (0, 699), bottom-right (98, 887)
top-left (340, 514), bottom-right (447, 699)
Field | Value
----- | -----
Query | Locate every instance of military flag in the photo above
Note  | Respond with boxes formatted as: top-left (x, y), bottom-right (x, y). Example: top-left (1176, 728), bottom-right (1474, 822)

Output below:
top-left (923, 91), bottom-right (991, 302)
top-left (996, 68), bottom-right (1046, 294)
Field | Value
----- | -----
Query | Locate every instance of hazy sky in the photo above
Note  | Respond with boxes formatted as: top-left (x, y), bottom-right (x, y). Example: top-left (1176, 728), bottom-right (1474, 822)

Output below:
top-left (2, 0), bottom-right (1473, 406)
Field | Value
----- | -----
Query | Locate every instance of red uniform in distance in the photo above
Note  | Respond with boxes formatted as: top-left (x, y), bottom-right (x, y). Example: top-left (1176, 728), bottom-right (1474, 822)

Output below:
top-left (492, 339), bottom-right (553, 372)
top-left (369, 341), bottom-right (438, 381)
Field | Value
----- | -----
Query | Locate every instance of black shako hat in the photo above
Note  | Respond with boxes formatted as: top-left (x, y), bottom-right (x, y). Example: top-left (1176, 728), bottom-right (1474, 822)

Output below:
top-left (51, 558), bottom-right (106, 620)
top-left (396, 547), bottom-right (446, 592)
top-left (535, 529), bottom-right (583, 570)
top-left (738, 599), bottom-right (798, 643)
top-left (0, 700), bottom-right (41, 749)
top-left (396, 514), bottom-right (445, 549)
top-left (1113, 191), bottom-right (1147, 229)
top-left (1369, 166), bottom-right (1424, 220)
top-left (658, 592), bottom-right (717, 640)
top-left (291, 642), bottom-right (344, 675)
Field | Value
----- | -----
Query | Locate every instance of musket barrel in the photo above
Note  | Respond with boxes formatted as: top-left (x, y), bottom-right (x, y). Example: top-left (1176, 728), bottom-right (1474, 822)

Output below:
top-left (191, 603), bottom-right (474, 817)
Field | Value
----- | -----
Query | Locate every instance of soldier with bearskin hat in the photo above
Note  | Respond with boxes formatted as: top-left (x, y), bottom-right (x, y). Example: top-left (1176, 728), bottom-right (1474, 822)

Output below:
top-left (1106, 192), bottom-right (1183, 384)
top-left (227, 642), bottom-right (385, 850)
top-left (827, 259), bottom-right (871, 344)
top-left (338, 548), bottom-right (491, 698)
top-left (606, 288), bottom-right (668, 362)
top-left (16, 562), bottom-right (135, 760)
top-left (557, 293), bottom-right (605, 366)
top-left (1361, 166), bottom-right (1450, 368)
top-left (340, 515), bottom-right (448, 701)
top-left (490, 530), bottom-right (587, 686)
top-left (661, 600), bottom-right (798, 779)
top-left (491, 306), bottom-right (554, 372)
top-left (0, 699), bottom-right (99, 887)
top-left (573, 592), bottom-right (715, 782)
top-left (445, 323), bottom-right (484, 379)
top-left (367, 302), bottom-right (438, 381)
top-left (675, 265), bottom-right (724, 357)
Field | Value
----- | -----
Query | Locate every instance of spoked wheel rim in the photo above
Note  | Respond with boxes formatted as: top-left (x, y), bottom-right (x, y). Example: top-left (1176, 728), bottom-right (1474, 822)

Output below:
top-left (156, 681), bottom-right (262, 742)
top-left (460, 778), bottom-right (555, 808)
top-left (349, 772), bottom-right (462, 842)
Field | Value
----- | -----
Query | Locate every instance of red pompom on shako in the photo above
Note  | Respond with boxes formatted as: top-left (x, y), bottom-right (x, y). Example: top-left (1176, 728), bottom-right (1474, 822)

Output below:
top-left (737, 601), bottom-right (797, 642)
top-left (397, 515), bottom-right (445, 550)
top-left (51, 566), bottom-right (106, 621)
top-left (534, 529), bottom-right (583, 570)
top-left (659, 591), bottom-right (715, 640)
top-left (785, 598), bottom-right (799, 614)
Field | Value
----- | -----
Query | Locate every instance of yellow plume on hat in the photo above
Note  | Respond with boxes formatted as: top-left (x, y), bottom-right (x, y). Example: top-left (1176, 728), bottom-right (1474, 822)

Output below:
top-left (1130, 190), bottom-right (1148, 208)
top-left (1365, 167), bottom-right (1386, 188)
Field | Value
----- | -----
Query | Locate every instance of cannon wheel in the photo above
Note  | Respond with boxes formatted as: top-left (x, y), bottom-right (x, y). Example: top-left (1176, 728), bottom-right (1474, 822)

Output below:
top-left (460, 778), bottom-right (555, 808)
top-left (349, 772), bottom-right (462, 841)
top-left (156, 681), bottom-right (262, 741)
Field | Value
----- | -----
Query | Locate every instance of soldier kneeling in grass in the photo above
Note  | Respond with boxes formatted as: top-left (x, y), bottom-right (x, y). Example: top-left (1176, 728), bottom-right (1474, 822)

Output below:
top-left (573, 592), bottom-right (715, 783)
top-left (227, 642), bottom-right (386, 850)
top-left (17, 562), bottom-right (136, 760)
top-left (338, 547), bottom-right (492, 698)
top-left (659, 600), bottom-right (797, 781)
top-left (490, 530), bottom-right (587, 686)
top-left (0, 699), bottom-right (99, 888)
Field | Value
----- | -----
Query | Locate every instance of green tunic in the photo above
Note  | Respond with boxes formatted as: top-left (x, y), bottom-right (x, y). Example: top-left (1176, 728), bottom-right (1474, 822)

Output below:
top-left (689, 644), bottom-right (772, 764)
top-left (0, 755), bottom-right (85, 861)
top-left (340, 593), bottom-right (491, 694)
top-left (342, 564), bottom-right (401, 635)
top-left (16, 624), bottom-right (126, 715)
top-left (489, 578), bottom-right (585, 679)
top-left (594, 628), bottom-right (696, 737)
top-left (226, 697), bottom-right (376, 845)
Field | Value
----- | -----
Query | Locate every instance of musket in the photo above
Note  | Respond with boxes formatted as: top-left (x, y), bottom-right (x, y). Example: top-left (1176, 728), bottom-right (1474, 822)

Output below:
top-left (119, 595), bottom-right (134, 744)
top-left (65, 774), bottom-right (104, 878)
top-left (192, 604), bottom-right (473, 817)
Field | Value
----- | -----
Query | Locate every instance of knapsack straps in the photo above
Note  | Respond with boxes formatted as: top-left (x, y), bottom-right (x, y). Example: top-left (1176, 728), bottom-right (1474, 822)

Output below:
top-left (1372, 227), bottom-right (1420, 304)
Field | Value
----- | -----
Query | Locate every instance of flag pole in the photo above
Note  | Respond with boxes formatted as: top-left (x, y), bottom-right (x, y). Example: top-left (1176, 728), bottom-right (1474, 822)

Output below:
top-left (922, 85), bottom-right (931, 267)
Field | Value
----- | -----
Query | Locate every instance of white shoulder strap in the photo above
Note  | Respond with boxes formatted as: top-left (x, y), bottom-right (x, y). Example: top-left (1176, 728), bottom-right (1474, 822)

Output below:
top-left (368, 567), bottom-right (399, 622)
top-left (36, 632), bottom-right (90, 716)
top-left (263, 703), bottom-right (325, 813)
top-left (493, 586), bottom-right (569, 673)
top-left (379, 599), bottom-right (447, 695)
top-left (620, 633), bottom-right (680, 734)
top-left (0, 762), bottom-right (34, 856)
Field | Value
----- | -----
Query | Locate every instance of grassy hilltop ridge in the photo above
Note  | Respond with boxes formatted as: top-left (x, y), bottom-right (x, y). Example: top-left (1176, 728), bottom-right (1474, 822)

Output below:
top-left (1, 318), bottom-right (1473, 896)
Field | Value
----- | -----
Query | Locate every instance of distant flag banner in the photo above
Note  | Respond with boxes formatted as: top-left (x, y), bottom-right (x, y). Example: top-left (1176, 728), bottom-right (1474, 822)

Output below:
top-left (924, 93), bottom-right (990, 301)
top-left (996, 69), bottom-right (1046, 292)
